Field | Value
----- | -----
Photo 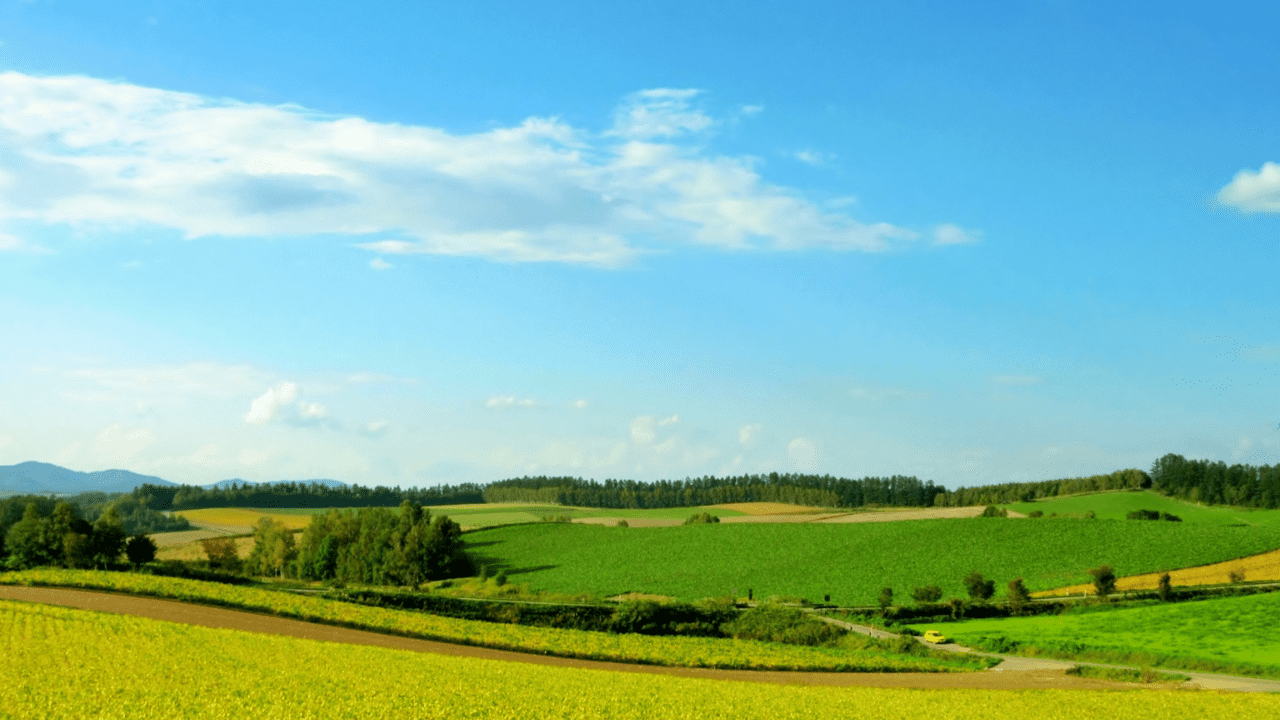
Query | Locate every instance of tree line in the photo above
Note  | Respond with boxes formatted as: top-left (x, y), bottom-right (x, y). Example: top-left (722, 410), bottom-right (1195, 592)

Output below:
top-left (931, 469), bottom-right (1152, 507)
top-left (483, 473), bottom-right (945, 509)
top-left (131, 480), bottom-right (485, 511)
top-left (1, 498), bottom-right (157, 570)
top-left (1148, 453), bottom-right (1280, 508)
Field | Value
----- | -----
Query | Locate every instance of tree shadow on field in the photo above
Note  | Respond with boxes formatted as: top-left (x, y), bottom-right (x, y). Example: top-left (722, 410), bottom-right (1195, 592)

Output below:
top-left (462, 540), bottom-right (500, 549)
top-left (505, 565), bottom-right (557, 576)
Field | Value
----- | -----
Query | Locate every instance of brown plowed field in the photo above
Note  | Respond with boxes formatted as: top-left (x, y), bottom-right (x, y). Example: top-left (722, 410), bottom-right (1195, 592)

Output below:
top-left (0, 586), bottom-right (1145, 691)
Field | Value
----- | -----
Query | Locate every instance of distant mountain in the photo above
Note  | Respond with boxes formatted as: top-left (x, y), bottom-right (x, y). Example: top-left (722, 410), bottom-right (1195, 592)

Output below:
top-left (0, 462), bottom-right (349, 495)
top-left (0, 461), bottom-right (179, 495)
top-left (204, 478), bottom-right (348, 490)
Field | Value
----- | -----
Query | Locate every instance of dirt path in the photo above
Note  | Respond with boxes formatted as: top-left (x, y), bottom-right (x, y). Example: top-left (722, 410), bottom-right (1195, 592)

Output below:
top-left (0, 585), bottom-right (1153, 691)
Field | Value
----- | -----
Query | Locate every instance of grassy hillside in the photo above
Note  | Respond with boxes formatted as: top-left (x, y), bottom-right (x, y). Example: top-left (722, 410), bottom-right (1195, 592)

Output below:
top-left (917, 591), bottom-right (1280, 678)
top-left (465, 518), bottom-right (1280, 605)
top-left (7, 600), bottom-right (1275, 719)
top-left (1000, 490), bottom-right (1280, 526)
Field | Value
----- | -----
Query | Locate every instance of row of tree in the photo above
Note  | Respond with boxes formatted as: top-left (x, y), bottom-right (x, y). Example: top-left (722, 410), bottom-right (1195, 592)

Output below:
top-left (932, 469), bottom-right (1152, 507)
top-left (1149, 454), bottom-right (1280, 509)
top-left (483, 473), bottom-right (945, 509)
top-left (131, 481), bottom-right (485, 511)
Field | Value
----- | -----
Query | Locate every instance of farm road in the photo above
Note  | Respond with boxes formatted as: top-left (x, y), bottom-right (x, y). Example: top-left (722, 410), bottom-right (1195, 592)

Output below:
top-left (816, 615), bottom-right (1280, 693)
top-left (0, 585), bottom-right (1166, 691)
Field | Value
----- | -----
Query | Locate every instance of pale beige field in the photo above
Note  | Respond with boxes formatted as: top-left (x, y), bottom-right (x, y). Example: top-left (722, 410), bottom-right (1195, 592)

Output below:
top-left (156, 536), bottom-right (257, 562)
top-left (1036, 548), bottom-right (1280, 597)
top-left (708, 502), bottom-right (830, 515)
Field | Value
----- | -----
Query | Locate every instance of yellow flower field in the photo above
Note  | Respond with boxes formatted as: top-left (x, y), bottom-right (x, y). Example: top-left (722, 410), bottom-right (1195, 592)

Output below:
top-left (1036, 548), bottom-right (1280, 597)
top-left (2, 599), bottom-right (1275, 720)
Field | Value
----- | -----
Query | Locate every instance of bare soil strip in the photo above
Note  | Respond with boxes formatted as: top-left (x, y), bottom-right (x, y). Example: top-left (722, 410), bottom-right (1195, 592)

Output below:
top-left (0, 586), bottom-right (1159, 690)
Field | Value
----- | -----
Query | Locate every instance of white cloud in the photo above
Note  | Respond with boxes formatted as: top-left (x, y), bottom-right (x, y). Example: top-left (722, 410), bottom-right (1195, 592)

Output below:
top-left (486, 395), bottom-right (537, 409)
top-left (658, 414), bottom-right (680, 426)
top-left (369, 257), bottom-right (392, 270)
top-left (738, 423), bottom-right (762, 446)
top-left (787, 437), bottom-right (818, 473)
top-left (1218, 162), bottom-right (1280, 212)
top-left (992, 375), bottom-right (1044, 386)
top-left (0, 72), bottom-right (916, 265)
top-left (0, 232), bottom-right (51, 253)
top-left (362, 420), bottom-right (388, 438)
top-left (740, 105), bottom-right (764, 116)
top-left (94, 423), bottom-right (156, 463)
top-left (572, 399), bottom-right (589, 410)
top-left (932, 223), bottom-right (982, 246)
top-left (244, 382), bottom-right (299, 424)
top-left (793, 150), bottom-right (829, 166)
top-left (609, 89), bottom-right (713, 139)
top-left (630, 416), bottom-right (657, 445)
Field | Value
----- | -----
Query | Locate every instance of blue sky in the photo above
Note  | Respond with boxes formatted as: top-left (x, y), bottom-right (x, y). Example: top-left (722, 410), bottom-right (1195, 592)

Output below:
top-left (0, 1), bottom-right (1277, 488)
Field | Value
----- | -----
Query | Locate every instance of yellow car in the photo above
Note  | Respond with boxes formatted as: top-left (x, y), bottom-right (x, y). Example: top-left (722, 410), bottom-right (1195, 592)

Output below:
top-left (921, 630), bottom-right (948, 644)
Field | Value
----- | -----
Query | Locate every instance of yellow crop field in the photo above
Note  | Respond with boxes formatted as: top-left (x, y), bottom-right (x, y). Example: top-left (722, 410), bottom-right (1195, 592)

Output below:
top-left (155, 535), bottom-right (256, 562)
top-left (0, 569), bottom-right (975, 672)
top-left (1036, 549), bottom-right (1280, 597)
top-left (175, 508), bottom-right (313, 531)
top-left (1, 600), bottom-right (1275, 720)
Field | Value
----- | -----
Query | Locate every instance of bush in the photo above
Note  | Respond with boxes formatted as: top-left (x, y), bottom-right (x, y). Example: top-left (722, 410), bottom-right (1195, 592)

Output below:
top-left (1160, 512), bottom-right (1182, 522)
top-left (1127, 509), bottom-right (1161, 521)
top-left (1006, 578), bottom-right (1031, 613)
top-left (1089, 565), bottom-right (1117, 598)
top-left (493, 570), bottom-right (508, 587)
top-left (608, 600), bottom-right (734, 637)
top-left (124, 535), bottom-right (157, 567)
top-left (616, 519), bottom-right (629, 528)
top-left (683, 512), bottom-right (720, 525)
top-left (1228, 567), bottom-right (1246, 584)
top-left (1157, 572), bottom-right (1173, 602)
top-left (200, 537), bottom-right (240, 571)
top-left (719, 605), bottom-right (843, 646)
top-left (911, 585), bottom-right (943, 604)
top-left (877, 587), bottom-right (893, 613)
top-left (980, 506), bottom-right (1008, 518)
top-left (1028, 510), bottom-right (1044, 518)
top-left (963, 572), bottom-right (995, 601)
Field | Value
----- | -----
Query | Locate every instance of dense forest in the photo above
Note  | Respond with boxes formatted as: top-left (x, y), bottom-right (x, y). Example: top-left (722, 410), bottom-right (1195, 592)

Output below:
top-left (131, 480), bottom-right (485, 511)
top-left (1148, 454), bottom-right (1280, 508)
top-left (932, 469), bottom-right (1152, 507)
top-left (483, 473), bottom-right (945, 509)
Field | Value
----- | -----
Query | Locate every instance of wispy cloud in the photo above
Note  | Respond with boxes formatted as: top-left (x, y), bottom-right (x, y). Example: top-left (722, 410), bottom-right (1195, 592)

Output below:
top-left (932, 223), bottom-right (983, 246)
top-left (486, 395), bottom-right (537, 409)
top-left (1218, 162), bottom-right (1280, 212)
top-left (0, 72), bottom-right (916, 266)
top-left (792, 150), bottom-right (830, 166)
top-left (992, 375), bottom-right (1044, 386)
top-left (0, 232), bottom-right (52, 254)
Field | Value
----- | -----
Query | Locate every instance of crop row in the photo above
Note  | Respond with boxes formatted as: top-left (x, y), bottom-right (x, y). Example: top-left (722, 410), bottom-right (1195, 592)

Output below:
top-left (4, 599), bottom-right (1278, 720)
top-left (464, 517), bottom-right (1280, 604)
top-left (0, 569), bottom-right (974, 673)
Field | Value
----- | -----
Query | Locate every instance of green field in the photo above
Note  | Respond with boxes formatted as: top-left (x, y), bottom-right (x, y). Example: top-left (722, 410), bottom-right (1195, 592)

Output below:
top-left (914, 591), bottom-right (1280, 678)
top-left (5, 600), bottom-right (1273, 720)
top-left (465, 518), bottom-right (1280, 604)
top-left (1001, 490), bottom-right (1280, 526)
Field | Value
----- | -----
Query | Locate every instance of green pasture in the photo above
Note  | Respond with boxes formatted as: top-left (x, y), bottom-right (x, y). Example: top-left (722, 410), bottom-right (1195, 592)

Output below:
top-left (916, 591), bottom-right (1280, 678)
top-left (465, 518), bottom-right (1280, 605)
top-left (1001, 490), bottom-right (1280, 526)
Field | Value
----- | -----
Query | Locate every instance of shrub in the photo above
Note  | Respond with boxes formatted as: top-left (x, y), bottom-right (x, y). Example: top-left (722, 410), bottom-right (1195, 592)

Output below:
top-left (494, 570), bottom-right (508, 587)
top-left (719, 605), bottom-right (843, 646)
top-left (616, 519), bottom-right (629, 528)
top-left (1006, 578), bottom-right (1031, 613)
top-left (1228, 567), bottom-right (1246, 584)
top-left (877, 587), bottom-right (893, 613)
top-left (1160, 512), bottom-right (1182, 522)
top-left (947, 597), bottom-right (965, 619)
top-left (911, 585), bottom-right (943, 604)
top-left (682, 512), bottom-right (720, 525)
top-left (980, 506), bottom-right (1008, 518)
top-left (1157, 572), bottom-right (1173, 602)
top-left (1089, 565), bottom-right (1117, 599)
top-left (1028, 510), bottom-right (1044, 518)
top-left (200, 537), bottom-right (240, 571)
top-left (963, 572), bottom-right (995, 601)
top-left (124, 535), bottom-right (157, 567)
top-left (1126, 509), bottom-right (1161, 521)
top-left (1084, 510), bottom-right (1097, 519)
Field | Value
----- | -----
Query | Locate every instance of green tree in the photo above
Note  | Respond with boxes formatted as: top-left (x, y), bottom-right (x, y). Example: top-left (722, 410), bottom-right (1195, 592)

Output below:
top-left (947, 597), bottom-right (965, 620)
top-left (247, 517), bottom-right (297, 577)
top-left (125, 534), bottom-right (157, 568)
top-left (877, 587), bottom-right (893, 613)
top-left (200, 536), bottom-right (240, 571)
top-left (1006, 577), bottom-right (1031, 613)
top-left (5, 503), bottom-right (62, 568)
top-left (1157, 572), bottom-right (1173, 602)
top-left (911, 585), bottom-right (943, 604)
top-left (1089, 565), bottom-right (1117, 599)
top-left (963, 572), bottom-right (995, 601)
top-left (89, 507), bottom-right (127, 569)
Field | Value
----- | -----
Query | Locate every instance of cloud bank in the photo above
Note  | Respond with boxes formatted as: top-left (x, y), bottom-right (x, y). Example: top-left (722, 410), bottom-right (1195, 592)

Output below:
top-left (0, 72), bottom-right (933, 266)
top-left (1218, 162), bottom-right (1280, 212)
